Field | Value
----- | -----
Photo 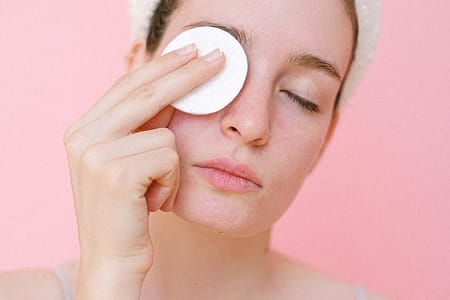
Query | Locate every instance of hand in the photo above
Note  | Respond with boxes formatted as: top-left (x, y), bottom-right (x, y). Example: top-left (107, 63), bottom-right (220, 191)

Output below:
top-left (63, 45), bottom-right (224, 298)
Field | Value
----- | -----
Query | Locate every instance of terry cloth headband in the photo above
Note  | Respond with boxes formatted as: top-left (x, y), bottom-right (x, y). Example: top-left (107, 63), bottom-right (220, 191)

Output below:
top-left (128, 0), bottom-right (381, 108)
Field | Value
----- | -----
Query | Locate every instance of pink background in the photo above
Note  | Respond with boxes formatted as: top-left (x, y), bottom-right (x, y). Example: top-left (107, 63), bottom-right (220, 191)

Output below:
top-left (1, 1), bottom-right (449, 299)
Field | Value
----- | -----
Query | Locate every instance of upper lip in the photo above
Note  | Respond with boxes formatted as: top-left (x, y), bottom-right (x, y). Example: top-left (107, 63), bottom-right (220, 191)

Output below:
top-left (195, 157), bottom-right (262, 187)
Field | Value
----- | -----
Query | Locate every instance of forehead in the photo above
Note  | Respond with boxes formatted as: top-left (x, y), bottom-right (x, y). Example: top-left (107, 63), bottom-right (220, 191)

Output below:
top-left (160, 0), bottom-right (353, 75)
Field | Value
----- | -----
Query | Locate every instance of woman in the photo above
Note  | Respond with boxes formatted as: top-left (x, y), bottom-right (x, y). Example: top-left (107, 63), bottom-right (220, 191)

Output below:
top-left (0, 0), bottom-right (388, 299)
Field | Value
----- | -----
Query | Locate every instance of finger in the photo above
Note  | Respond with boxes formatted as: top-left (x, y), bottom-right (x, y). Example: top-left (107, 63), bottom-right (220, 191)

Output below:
top-left (66, 44), bottom-right (198, 138)
top-left (158, 163), bottom-right (180, 212)
top-left (119, 147), bottom-right (179, 212)
top-left (82, 49), bottom-right (225, 143)
top-left (85, 128), bottom-right (177, 163)
top-left (145, 184), bottom-right (172, 212)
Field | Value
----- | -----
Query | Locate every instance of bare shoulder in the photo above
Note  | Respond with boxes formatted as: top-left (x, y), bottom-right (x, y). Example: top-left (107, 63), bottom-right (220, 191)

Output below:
top-left (268, 251), bottom-right (393, 300)
top-left (0, 260), bottom-right (79, 300)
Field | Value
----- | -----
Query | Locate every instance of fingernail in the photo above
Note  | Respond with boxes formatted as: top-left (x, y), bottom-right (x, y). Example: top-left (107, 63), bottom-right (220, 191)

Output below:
top-left (201, 49), bottom-right (222, 63)
top-left (176, 43), bottom-right (197, 56)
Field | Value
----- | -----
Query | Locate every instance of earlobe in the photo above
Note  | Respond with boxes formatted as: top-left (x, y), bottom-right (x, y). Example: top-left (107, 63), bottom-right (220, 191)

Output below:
top-left (124, 39), bottom-right (152, 72)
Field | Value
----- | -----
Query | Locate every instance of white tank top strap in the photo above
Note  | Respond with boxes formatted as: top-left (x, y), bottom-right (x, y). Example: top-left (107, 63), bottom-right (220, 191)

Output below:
top-left (355, 284), bottom-right (369, 300)
top-left (52, 266), bottom-right (73, 300)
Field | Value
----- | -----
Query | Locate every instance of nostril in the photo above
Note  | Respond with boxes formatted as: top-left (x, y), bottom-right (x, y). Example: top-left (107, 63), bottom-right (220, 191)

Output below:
top-left (230, 126), bottom-right (238, 132)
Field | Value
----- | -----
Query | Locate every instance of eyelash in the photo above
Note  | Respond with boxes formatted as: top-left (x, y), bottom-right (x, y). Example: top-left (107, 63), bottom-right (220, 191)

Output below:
top-left (280, 90), bottom-right (320, 113)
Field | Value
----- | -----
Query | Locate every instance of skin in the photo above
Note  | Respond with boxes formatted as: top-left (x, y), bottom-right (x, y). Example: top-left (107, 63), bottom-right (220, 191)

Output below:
top-left (156, 0), bottom-right (349, 237)
top-left (0, 0), bottom-right (392, 299)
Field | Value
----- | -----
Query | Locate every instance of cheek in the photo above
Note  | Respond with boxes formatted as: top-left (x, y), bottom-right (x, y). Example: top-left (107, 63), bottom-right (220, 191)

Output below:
top-left (269, 112), bottom-right (329, 190)
top-left (166, 111), bottom-right (214, 159)
top-left (259, 126), bottom-right (326, 223)
top-left (167, 112), bottom-right (192, 142)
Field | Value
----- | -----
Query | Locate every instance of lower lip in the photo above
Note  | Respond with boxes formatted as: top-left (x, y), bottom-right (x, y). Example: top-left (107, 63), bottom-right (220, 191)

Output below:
top-left (196, 167), bottom-right (260, 193)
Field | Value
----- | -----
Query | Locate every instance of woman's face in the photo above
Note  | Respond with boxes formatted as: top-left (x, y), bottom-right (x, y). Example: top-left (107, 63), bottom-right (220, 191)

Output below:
top-left (150, 0), bottom-right (353, 236)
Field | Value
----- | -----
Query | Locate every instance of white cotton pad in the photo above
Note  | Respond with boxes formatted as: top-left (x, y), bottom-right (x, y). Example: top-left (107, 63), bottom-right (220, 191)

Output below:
top-left (162, 26), bottom-right (248, 115)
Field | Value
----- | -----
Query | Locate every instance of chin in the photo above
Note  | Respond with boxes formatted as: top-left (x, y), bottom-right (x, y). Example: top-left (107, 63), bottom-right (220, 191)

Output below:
top-left (170, 180), bottom-right (273, 237)
top-left (170, 175), bottom-right (289, 237)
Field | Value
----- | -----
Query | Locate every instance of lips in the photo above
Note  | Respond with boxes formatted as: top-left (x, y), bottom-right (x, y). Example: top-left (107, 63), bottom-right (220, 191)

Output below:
top-left (194, 157), bottom-right (262, 193)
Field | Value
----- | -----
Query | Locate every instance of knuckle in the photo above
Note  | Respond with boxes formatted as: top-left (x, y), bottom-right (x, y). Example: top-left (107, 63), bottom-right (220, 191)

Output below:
top-left (64, 129), bottom-right (86, 155)
top-left (80, 146), bottom-right (105, 172)
top-left (156, 128), bottom-right (176, 148)
top-left (132, 85), bottom-right (155, 101)
top-left (63, 127), bottom-right (73, 145)
top-left (112, 73), bottom-right (130, 90)
top-left (162, 147), bottom-right (179, 167)
top-left (63, 124), bottom-right (78, 147)
top-left (103, 160), bottom-right (131, 188)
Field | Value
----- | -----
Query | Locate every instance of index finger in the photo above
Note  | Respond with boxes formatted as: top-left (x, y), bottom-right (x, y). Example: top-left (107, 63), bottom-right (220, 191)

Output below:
top-left (81, 49), bottom-right (225, 143)
top-left (66, 44), bottom-right (198, 138)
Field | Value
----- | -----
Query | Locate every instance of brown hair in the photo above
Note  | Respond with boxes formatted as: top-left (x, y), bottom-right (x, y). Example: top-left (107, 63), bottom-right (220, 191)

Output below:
top-left (146, 0), bottom-right (180, 53)
top-left (341, 0), bottom-right (359, 60)
top-left (145, 0), bottom-right (359, 109)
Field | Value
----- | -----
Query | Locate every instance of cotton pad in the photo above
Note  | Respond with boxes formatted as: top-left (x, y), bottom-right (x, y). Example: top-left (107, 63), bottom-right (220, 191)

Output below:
top-left (162, 26), bottom-right (248, 115)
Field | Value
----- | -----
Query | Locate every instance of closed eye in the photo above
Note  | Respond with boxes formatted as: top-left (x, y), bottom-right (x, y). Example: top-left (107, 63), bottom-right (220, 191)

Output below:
top-left (280, 90), bottom-right (320, 113)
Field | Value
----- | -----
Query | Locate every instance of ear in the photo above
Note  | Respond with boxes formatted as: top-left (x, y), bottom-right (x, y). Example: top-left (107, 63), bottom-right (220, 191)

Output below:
top-left (124, 39), bottom-right (152, 72)
top-left (308, 109), bottom-right (340, 174)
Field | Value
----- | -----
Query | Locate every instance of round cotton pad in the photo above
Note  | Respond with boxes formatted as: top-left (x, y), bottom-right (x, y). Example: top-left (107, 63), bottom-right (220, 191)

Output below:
top-left (162, 26), bottom-right (248, 115)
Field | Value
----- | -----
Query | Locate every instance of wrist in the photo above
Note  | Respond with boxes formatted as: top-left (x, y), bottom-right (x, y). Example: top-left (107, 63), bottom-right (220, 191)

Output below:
top-left (76, 258), bottom-right (149, 300)
top-left (79, 250), bottom-right (153, 275)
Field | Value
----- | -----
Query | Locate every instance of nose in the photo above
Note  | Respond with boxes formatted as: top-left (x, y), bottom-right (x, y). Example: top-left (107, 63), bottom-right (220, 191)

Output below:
top-left (220, 75), bottom-right (272, 147)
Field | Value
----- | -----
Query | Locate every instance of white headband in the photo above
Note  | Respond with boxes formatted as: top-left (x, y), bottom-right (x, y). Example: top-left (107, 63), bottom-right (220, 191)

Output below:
top-left (128, 0), bottom-right (380, 108)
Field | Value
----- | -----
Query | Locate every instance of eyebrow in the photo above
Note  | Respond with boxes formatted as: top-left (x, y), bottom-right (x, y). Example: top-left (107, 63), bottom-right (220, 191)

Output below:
top-left (183, 20), bottom-right (341, 81)
top-left (288, 52), bottom-right (341, 81)
top-left (183, 20), bottom-right (253, 49)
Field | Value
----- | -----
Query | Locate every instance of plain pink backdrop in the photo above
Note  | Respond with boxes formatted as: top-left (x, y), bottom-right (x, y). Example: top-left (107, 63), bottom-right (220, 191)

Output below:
top-left (1, 1), bottom-right (449, 299)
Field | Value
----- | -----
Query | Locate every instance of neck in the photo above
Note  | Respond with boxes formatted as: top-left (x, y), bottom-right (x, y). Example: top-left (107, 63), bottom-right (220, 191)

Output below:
top-left (141, 211), bottom-right (274, 299)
